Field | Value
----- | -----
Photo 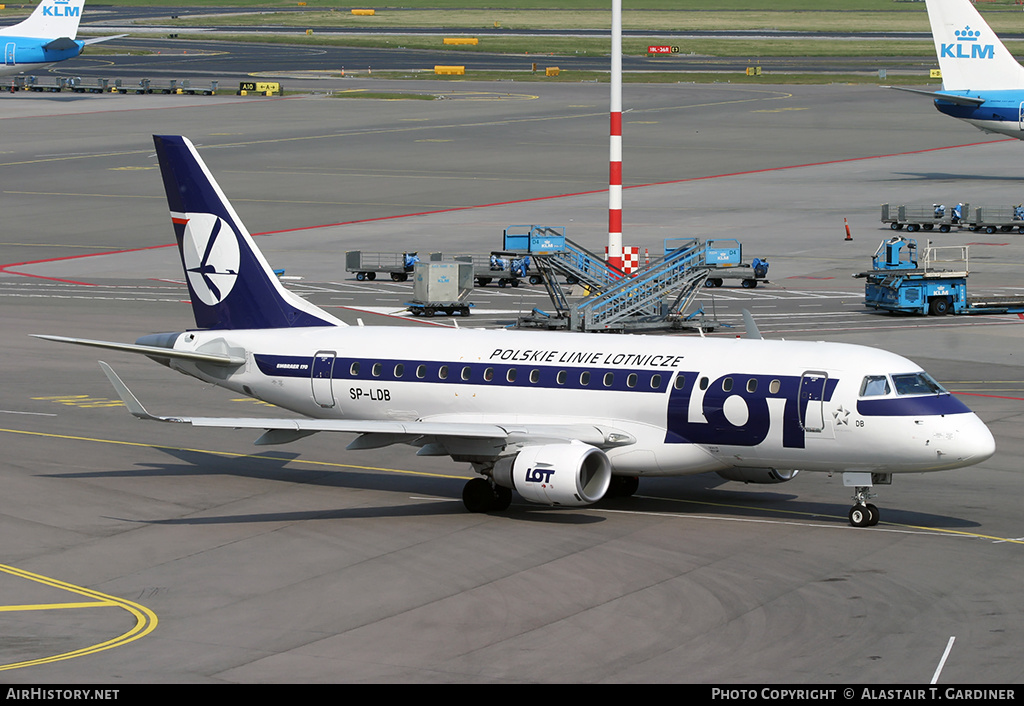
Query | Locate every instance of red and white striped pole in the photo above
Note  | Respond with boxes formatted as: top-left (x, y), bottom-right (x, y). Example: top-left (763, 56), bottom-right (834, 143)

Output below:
top-left (607, 0), bottom-right (623, 271)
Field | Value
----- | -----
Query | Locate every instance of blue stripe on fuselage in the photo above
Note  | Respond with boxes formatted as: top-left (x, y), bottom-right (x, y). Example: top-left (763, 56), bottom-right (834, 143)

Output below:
top-left (857, 394), bottom-right (971, 417)
top-left (255, 353), bottom-right (673, 393)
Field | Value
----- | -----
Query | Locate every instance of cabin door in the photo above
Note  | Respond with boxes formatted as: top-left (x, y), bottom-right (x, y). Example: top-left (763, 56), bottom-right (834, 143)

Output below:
top-left (798, 370), bottom-right (828, 433)
top-left (311, 351), bottom-right (337, 408)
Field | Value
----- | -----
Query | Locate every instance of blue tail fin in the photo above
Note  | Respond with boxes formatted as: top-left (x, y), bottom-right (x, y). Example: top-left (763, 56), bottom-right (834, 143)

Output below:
top-left (153, 135), bottom-right (342, 330)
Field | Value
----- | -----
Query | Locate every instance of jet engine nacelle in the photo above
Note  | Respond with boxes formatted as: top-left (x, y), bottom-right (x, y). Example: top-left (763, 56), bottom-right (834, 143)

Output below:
top-left (716, 468), bottom-right (798, 484)
top-left (494, 441), bottom-right (612, 507)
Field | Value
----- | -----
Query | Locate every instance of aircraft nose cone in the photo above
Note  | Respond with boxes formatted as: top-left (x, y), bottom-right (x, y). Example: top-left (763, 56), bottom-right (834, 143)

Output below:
top-left (957, 414), bottom-right (996, 465)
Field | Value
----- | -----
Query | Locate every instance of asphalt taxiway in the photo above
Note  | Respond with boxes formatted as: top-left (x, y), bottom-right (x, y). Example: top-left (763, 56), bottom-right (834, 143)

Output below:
top-left (1, 81), bottom-right (1023, 683)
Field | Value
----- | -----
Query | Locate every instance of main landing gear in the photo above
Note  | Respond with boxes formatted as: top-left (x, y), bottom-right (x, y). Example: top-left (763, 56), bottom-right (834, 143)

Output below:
top-left (462, 477), bottom-right (512, 513)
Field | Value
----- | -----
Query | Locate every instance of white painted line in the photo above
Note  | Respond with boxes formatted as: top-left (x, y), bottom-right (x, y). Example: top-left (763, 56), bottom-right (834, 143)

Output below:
top-left (931, 636), bottom-right (955, 684)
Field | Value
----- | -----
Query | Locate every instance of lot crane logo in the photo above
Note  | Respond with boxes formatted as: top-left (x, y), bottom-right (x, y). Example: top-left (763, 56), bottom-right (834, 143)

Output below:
top-left (941, 25), bottom-right (995, 60)
top-left (181, 212), bottom-right (241, 305)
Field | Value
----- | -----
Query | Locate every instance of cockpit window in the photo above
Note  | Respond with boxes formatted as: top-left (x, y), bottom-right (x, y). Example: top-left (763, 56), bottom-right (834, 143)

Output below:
top-left (891, 372), bottom-right (947, 396)
top-left (860, 375), bottom-right (890, 397)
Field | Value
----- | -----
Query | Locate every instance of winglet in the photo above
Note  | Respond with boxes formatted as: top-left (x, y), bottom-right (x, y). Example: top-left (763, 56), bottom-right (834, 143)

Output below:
top-left (742, 309), bottom-right (763, 340)
top-left (99, 361), bottom-right (183, 422)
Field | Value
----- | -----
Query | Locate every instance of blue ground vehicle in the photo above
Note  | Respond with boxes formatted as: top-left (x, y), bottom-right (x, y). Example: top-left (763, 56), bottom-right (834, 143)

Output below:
top-left (664, 238), bottom-right (769, 288)
top-left (856, 237), bottom-right (1024, 316)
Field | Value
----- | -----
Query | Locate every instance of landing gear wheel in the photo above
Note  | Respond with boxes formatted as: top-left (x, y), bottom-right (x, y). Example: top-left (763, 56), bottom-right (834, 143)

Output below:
top-left (865, 503), bottom-right (880, 526)
top-left (492, 485), bottom-right (513, 511)
top-left (462, 478), bottom-right (512, 513)
top-left (849, 504), bottom-right (872, 528)
top-left (463, 478), bottom-right (497, 513)
top-left (607, 475), bottom-right (639, 498)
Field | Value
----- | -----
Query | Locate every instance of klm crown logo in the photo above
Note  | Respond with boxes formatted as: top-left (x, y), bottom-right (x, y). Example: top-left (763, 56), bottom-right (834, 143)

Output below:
top-left (42, 0), bottom-right (80, 17)
top-left (941, 25), bottom-right (994, 60)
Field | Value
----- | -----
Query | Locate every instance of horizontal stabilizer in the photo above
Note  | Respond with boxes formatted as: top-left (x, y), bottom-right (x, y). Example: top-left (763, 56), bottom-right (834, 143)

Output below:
top-left (882, 86), bottom-right (986, 107)
top-left (33, 334), bottom-right (245, 366)
top-left (82, 34), bottom-right (128, 46)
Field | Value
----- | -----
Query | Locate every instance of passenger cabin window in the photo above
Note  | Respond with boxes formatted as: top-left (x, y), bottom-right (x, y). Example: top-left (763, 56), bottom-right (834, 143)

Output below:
top-left (416, 365), bottom-right (426, 379)
top-left (484, 367), bottom-right (494, 382)
top-left (892, 372), bottom-right (947, 396)
top-left (860, 375), bottom-right (890, 397)
top-left (580, 371), bottom-right (591, 386)
top-left (556, 370), bottom-right (567, 385)
top-left (394, 364), bottom-right (404, 378)
top-left (652, 374), bottom-right (662, 389)
top-left (439, 365), bottom-right (449, 380)
top-left (349, 362), bottom-right (360, 376)
top-left (371, 363), bottom-right (382, 377)
top-left (507, 368), bottom-right (517, 383)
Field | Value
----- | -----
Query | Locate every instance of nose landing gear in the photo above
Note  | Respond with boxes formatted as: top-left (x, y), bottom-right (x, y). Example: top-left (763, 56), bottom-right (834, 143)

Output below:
top-left (843, 472), bottom-right (890, 527)
top-left (849, 499), bottom-right (879, 527)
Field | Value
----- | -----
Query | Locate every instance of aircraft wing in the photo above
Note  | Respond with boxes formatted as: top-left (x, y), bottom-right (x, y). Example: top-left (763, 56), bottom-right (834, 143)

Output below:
top-left (882, 86), bottom-right (987, 107)
top-left (99, 362), bottom-right (636, 451)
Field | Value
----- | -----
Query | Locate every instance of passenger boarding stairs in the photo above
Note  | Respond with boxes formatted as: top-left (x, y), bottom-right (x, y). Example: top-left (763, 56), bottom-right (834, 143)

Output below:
top-left (570, 239), bottom-right (710, 331)
top-left (529, 236), bottom-right (627, 317)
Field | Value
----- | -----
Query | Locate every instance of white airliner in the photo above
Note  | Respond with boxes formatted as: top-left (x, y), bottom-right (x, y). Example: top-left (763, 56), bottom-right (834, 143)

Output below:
top-left (0, 0), bottom-right (121, 77)
top-left (35, 135), bottom-right (996, 527)
top-left (888, 0), bottom-right (1024, 139)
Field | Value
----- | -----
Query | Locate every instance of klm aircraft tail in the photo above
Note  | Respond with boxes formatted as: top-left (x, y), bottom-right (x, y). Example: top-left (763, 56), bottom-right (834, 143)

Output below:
top-left (926, 0), bottom-right (1024, 91)
top-left (4, 0), bottom-right (85, 39)
top-left (153, 135), bottom-right (343, 330)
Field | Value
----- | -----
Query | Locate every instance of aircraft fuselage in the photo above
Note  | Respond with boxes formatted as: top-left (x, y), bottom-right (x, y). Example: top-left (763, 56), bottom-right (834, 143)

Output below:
top-left (157, 326), bottom-right (995, 479)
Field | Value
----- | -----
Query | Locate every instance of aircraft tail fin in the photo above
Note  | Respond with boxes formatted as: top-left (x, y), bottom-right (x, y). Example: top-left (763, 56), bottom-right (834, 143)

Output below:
top-left (4, 0), bottom-right (85, 40)
top-left (926, 0), bottom-right (1024, 91)
top-left (153, 135), bottom-right (343, 330)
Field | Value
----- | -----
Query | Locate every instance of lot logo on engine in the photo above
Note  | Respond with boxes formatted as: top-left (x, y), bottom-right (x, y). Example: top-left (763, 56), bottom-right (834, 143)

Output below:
top-left (524, 467), bottom-right (554, 484)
